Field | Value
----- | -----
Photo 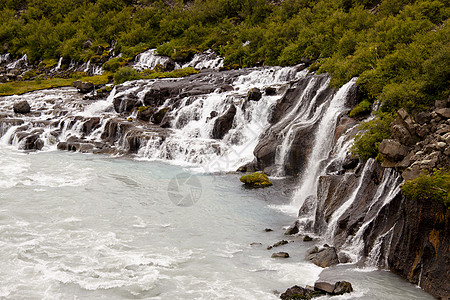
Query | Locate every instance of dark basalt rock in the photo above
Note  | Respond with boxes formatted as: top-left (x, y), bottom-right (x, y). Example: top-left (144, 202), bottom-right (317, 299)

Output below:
top-left (265, 86), bottom-right (277, 95)
top-left (211, 104), bottom-right (236, 139)
top-left (72, 80), bottom-right (94, 94)
top-left (272, 252), bottom-right (289, 258)
top-left (284, 220), bottom-right (300, 235)
top-left (313, 282), bottom-right (335, 294)
top-left (267, 240), bottom-right (288, 250)
top-left (113, 94), bottom-right (140, 113)
top-left (306, 246), bottom-right (339, 268)
top-left (280, 285), bottom-right (317, 300)
top-left (13, 100), bottom-right (31, 114)
top-left (247, 87), bottom-right (262, 101)
top-left (314, 281), bottom-right (353, 295)
top-left (152, 107), bottom-right (169, 124)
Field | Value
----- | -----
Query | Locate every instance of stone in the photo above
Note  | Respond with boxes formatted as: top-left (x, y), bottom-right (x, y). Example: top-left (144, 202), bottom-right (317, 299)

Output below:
top-left (265, 86), bottom-right (276, 95)
top-left (314, 282), bottom-right (335, 294)
top-left (284, 220), bottom-right (300, 235)
top-left (113, 94), bottom-right (140, 113)
top-left (72, 80), bottom-right (94, 93)
top-left (152, 107), bottom-right (169, 124)
top-left (240, 172), bottom-right (272, 188)
top-left (13, 100), bottom-right (31, 114)
top-left (333, 281), bottom-right (353, 295)
top-left (264, 228), bottom-right (273, 232)
top-left (307, 246), bottom-right (339, 268)
top-left (414, 111), bottom-right (432, 125)
top-left (303, 235), bottom-right (313, 242)
top-left (267, 240), bottom-right (288, 250)
top-left (247, 87), bottom-right (262, 101)
top-left (435, 108), bottom-right (450, 119)
top-left (211, 104), bottom-right (236, 139)
top-left (379, 139), bottom-right (410, 161)
top-left (271, 252), bottom-right (289, 258)
top-left (280, 285), bottom-right (317, 300)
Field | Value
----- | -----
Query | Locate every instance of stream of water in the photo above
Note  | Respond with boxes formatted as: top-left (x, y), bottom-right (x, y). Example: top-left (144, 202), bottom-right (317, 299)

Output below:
top-left (0, 145), bottom-right (432, 299)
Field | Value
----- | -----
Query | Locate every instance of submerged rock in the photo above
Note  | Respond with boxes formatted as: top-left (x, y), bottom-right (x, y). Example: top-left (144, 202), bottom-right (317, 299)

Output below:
top-left (272, 252), bottom-right (289, 258)
top-left (267, 240), bottom-right (289, 250)
top-left (284, 220), bottom-right (300, 235)
top-left (240, 172), bottom-right (272, 187)
top-left (13, 100), bottom-right (31, 114)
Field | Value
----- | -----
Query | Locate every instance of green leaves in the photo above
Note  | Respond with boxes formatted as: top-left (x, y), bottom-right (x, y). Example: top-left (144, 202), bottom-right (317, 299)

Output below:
top-left (402, 170), bottom-right (450, 207)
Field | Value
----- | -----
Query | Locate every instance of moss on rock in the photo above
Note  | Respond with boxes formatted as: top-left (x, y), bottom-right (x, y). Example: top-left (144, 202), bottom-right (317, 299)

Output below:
top-left (240, 172), bottom-right (272, 188)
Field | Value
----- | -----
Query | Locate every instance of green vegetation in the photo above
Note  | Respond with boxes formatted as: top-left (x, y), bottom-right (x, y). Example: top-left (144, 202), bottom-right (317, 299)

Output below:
top-left (350, 112), bottom-right (394, 161)
top-left (114, 66), bottom-right (199, 84)
top-left (240, 172), bottom-right (272, 188)
top-left (114, 67), bottom-right (140, 84)
top-left (402, 170), bottom-right (450, 207)
top-left (0, 73), bottom-right (110, 96)
top-left (349, 99), bottom-right (372, 118)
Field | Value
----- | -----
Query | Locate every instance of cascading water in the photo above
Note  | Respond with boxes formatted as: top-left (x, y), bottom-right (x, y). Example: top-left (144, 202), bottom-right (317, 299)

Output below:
top-left (182, 49), bottom-right (224, 70)
top-left (285, 78), bottom-right (357, 219)
top-left (134, 49), bottom-right (180, 71)
top-left (6, 54), bottom-right (28, 70)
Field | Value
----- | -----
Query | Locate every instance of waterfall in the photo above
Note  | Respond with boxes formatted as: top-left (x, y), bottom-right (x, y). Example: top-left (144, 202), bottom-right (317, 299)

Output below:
top-left (182, 49), bottom-right (224, 70)
top-left (6, 54), bottom-right (28, 69)
top-left (339, 168), bottom-right (402, 262)
top-left (289, 78), bottom-right (357, 214)
top-left (0, 53), bottom-right (11, 65)
top-left (134, 49), bottom-right (180, 71)
top-left (55, 57), bottom-right (63, 71)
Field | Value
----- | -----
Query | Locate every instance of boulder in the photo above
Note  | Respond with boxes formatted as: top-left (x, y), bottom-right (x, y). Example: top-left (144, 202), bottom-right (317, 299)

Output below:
top-left (303, 235), bottom-right (313, 242)
top-left (72, 80), bottom-right (94, 94)
top-left (333, 281), bottom-right (353, 295)
top-left (265, 86), bottom-right (277, 95)
top-left (13, 100), bottom-right (31, 114)
top-left (271, 252), bottom-right (289, 258)
top-left (267, 240), bottom-right (288, 250)
top-left (137, 106), bottom-right (154, 122)
top-left (314, 282), bottom-right (335, 294)
top-left (240, 172), bottom-right (272, 188)
top-left (379, 139), bottom-right (409, 161)
top-left (211, 104), bottom-right (236, 139)
top-left (247, 87), bottom-right (262, 101)
top-left (113, 94), bottom-right (140, 113)
top-left (435, 108), bottom-right (450, 119)
top-left (284, 220), bottom-right (300, 235)
top-left (152, 107), bottom-right (169, 124)
top-left (280, 285), bottom-right (317, 300)
top-left (314, 281), bottom-right (353, 295)
top-left (307, 246), bottom-right (339, 268)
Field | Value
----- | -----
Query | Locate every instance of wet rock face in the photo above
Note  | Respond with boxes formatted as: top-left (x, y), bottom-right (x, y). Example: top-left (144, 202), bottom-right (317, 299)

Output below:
top-left (254, 75), bottom-right (335, 175)
top-left (13, 100), bottom-right (31, 114)
top-left (247, 87), bottom-right (262, 101)
top-left (211, 104), bottom-right (236, 139)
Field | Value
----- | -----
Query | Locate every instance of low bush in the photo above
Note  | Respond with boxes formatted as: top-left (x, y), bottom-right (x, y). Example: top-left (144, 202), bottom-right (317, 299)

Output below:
top-left (401, 170), bottom-right (450, 207)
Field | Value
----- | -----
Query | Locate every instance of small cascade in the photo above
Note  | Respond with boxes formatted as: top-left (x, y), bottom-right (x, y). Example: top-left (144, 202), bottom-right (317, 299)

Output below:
top-left (339, 168), bottom-right (403, 262)
top-left (289, 78), bottom-right (357, 217)
top-left (323, 159), bottom-right (375, 242)
top-left (367, 224), bottom-right (396, 268)
top-left (272, 77), bottom-right (330, 176)
top-left (0, 53), bottom-right (11, 65)
top-left (134, 49), bottom-right (179, 71)
top-left (182, 49), bottom-right (224, 70)
top-left (6, 54), bottom-right (28, 70)
top-left (55, 57), bottom-right (63, 71)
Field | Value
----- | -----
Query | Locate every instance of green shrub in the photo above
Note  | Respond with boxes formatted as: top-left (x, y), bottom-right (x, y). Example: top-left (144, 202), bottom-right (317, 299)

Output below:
top-left (351, 112), bottom-right (394, 161)
top-left (114, 67), bottom-right (141, 84)
top-left (102, 57), bottom-right (128, 72)
top-left (22, 70), bottom-right (37, 80)
top-left (240, 172), bottom-right (272, 188)
top-left (350, 99), bottom-right (372, 117)
top-left (401, 170), bottom-right (450, 207)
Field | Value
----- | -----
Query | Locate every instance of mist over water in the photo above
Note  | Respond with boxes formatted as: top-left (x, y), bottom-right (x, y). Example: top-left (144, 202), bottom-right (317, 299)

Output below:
top-left (0, 146), bottom-right (432, 299)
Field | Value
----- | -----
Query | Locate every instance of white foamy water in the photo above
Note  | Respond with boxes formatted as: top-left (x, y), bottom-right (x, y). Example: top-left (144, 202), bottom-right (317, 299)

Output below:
top-left (0, 146), bottom-right (433, 299)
